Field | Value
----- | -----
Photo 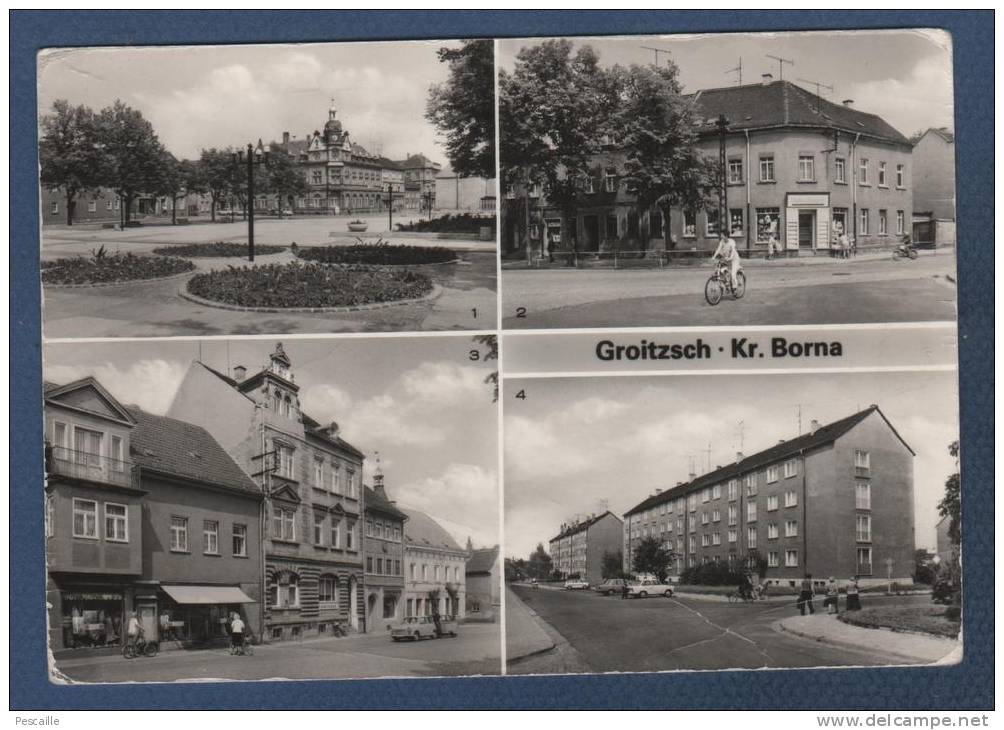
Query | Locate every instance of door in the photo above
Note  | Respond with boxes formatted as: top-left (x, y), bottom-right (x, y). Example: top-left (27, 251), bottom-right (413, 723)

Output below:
top-left (798, 212), bottom-right (815, 248)
top-left (137, 601), bottom-right (158, 642)
top-left (348, 577), bottom-right (358, 630)
top-left (583, 215), bottom-right (600, 252)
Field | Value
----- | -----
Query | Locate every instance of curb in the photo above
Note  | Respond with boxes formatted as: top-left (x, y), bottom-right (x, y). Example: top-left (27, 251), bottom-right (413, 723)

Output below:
top-left (43, 269), bottom-right (195, 289)
top-left (775, 619), bottom-right (953, 664)
top-left (504, 590), bottom-right (557, 663)
top-left (178, 282), bottom-right (443, 314)
top-left (294, 257), bottom-right (463, 269)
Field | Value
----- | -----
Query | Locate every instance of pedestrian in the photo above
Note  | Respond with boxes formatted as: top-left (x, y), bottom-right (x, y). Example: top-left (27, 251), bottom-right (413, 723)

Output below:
top-left (825, 577), bottom-right (840, 614)
top-left (621, 581), bottom-right (629, 600)
top-left (230, 612), bottom-right (245, 653)
top-left (767, 233), bottom-right (779, 260)
top-left (126, 611), bottom-right (143, 652)
top-left (797, 574), bottom-right (815, 616)
top-left (846, 576), bottom-right (862, 611)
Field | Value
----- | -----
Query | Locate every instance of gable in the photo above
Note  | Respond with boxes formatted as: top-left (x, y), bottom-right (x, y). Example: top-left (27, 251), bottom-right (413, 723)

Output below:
top-left (45, 379), bottom-right (134, 426)
top-left (271, 483), bottom-right (301, 504)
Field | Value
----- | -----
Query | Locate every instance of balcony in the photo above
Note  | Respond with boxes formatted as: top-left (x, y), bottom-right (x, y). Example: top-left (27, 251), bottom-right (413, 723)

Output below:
top-left (47, 446), bottom-right (133, 488)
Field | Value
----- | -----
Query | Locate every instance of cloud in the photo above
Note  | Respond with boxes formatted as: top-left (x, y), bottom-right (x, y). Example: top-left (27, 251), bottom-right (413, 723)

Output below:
top-left (44, 359), bottom-right (188, 414)
top-left (845, 53), bottom-right (955, 136)
top-left (399, 361), bottom-right (488, 406)
top-left (396, 463), bottom-right (499, 546)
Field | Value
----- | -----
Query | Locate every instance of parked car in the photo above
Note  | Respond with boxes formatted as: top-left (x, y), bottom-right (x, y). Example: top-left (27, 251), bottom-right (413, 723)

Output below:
top-left (564, 578), bottom-right (590, 590)
top-left (594, 579), bottom-right (628, 596)
top-left (390, 616), bottom-right (438, 641)
top-left (626, 579), bottom-right (675, 598)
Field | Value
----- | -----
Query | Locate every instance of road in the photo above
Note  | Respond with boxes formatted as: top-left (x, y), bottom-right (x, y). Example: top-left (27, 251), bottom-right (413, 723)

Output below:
top-left (54, 623), bottom-right (502, 683)
top-left (506, 585), bottom-right (932, 675)
top-left (502, 253), bottom-right (956, 329)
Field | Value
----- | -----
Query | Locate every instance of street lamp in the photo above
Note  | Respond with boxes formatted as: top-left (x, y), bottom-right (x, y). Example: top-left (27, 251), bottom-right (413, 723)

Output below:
top-left (232, 143), bottom-right (271, 262)
top-left (386, 183), bottom-right (394, 232)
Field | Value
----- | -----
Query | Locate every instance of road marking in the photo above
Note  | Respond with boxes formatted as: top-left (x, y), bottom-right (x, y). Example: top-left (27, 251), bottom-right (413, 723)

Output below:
top-left (668, 598), bottom-right (774, 666)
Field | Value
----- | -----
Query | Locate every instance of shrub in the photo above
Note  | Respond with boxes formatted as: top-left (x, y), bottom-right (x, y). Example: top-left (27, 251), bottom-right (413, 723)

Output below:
top-left (395, 213), bottom-right (496, 234)
top-left (152, 242), bottom-right (287, 258)
top-left (944, 605), bottom-right (961, 622)
top-left (295, 241), bottom-right (457, 266)
top-left (186, 262), bottom-right (433, 308)
top-left (680, 562), bottom-right (748, 586)
top-left (42, 252), bottom-right (195, 285)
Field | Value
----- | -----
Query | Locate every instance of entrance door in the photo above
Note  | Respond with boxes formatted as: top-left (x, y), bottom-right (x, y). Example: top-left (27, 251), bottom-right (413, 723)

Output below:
top-left (582, 215), bottom-right (600, 252)
top-left (137, 601), bottom-right (158, 642)
top-left (348, 577), bottom-right (358, 630)
top-left (798, 212), bottom-right (815, 248)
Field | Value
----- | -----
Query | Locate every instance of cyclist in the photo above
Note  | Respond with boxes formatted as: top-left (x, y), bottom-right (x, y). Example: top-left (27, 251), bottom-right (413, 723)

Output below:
top-left (737, 571), bottom-right (754, 601)
top-left (126, 611), bottom-right (143, 654)
top-left (712, 234), bottom-right (742, 291)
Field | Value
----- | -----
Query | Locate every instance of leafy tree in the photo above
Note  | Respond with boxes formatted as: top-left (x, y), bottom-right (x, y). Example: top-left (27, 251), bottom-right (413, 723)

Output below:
top-left (527, 542), bottom-right (553, 580)
top-left (471, 334), bottom-right (498, 402)
top-left (150, 151), bottom-right (187, 225)
top-left (937, 440), bottom-right (961, 546)
top-left (38, 100), bottom-right (104, 226)
top-left (426, 39), bottom-right (496, 180)
top-left (262, 144), bottom-right (308, 210)
top-left (913, 549), bottom-right (937, 585)
top-left (94, 100), bottom-right (167, 225)
top-left (601, 550), bottom-right (625, 579)
top-left (197, 148), bottom-right (235, 222)
top-left (631, 536), bottom-right (675, 582)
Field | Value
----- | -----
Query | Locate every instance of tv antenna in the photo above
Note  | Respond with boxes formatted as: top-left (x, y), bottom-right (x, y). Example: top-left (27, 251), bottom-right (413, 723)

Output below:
top-left (726, 57), bottom-right (742, 86)
top-left (766, 54), bottom-right (794, 80)
top-left (641, 45), bottom-right (674, 66)
top-left (736, 420), bottom-right (745, 453)
top-left (797, 77), bottom-right (834, 113)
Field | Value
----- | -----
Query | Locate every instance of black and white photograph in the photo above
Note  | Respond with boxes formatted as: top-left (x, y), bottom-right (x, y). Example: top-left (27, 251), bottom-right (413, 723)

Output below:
top-left (504, 370), bottom-right (961, 675)
top-left (42, 335), bottom-right (501, 682)
top-left (499, 30), bottom-right (957, 329)
top-left (38, 39), bottom-right (497, 338)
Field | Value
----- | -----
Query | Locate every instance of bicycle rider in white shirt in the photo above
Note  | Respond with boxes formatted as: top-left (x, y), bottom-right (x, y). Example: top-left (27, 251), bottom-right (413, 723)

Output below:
top-left (712, 234), bottom-right (742, 290)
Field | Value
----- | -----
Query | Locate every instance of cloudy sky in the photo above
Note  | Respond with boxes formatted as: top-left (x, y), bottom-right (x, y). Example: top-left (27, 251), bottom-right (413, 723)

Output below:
top-left (504, 370), bottom-right (959, 559)
top-left (44, 336), bottom-right (499, 548)
top-left (38, 39), bottom-right (469, 162)
top-left (498, 29), bottom-right (954, 138)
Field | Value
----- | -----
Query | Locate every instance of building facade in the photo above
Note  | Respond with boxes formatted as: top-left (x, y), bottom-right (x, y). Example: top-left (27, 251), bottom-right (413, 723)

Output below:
top-left (435, 165), bottom-right (497, 213)
top-left (465, 544), bottom-right (500, 622)
top-left (911, 127), bottom-right (956, 221)
top-left (394, 153), bottom-right (442, 211)
top-left (504, 78), bottom-right (913, 260)
top-left (167, 342), bottom-right (367, 641)
top-left (548, 511), bottom-right (624, 586)
top-left (362, 470), bottom-right (408, 633)
top-left (623, 406), bottom-right (916, 587)
top-left (402, 508), bottom-right (466, 619)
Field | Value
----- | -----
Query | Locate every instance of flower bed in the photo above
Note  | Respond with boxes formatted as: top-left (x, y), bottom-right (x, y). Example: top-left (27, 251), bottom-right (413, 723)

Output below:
top-left (294, 243), bottom-right (457, 266)
top-left (151, 242), bottom-right (288, 258)
top-left (838, 605), bottom-right (960, 639)
top-left (186, 262), bottom-right (433, 308)
top-left (42, 252), bottom-right (195, 285)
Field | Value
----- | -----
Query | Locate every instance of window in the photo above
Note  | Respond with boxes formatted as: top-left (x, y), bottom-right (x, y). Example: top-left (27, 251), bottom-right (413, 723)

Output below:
top-left (705, 207), bottom-right (719, 237)
top-left (755, 208), bottom-right (781, 243)
top-left (72, 499), bottom-right (97, 538)
top-left (53, 421), bottom-right (68, 450)
top-left (879, 209), bottom-right (888, 235)
top-left (745, 474), bottom-right (758, 495)
top-left (896, 164), bottom-right (905, 188)
top-left (897, 210), bottom-right (905, 235)
top-left (834, 157), bottom-right (846, 183)
top-left (727, 479), bottom-right (738, 501)
top-left (712, 509), bottom-right (721, 523)
top-left (785, 549), bottom-right (799, 567)
top-left (170, 516), bottom-right (188, 552)
top-left (746, 501), bottom-right (757, 523)
top-left (683, 210), bottom-right (697, 238)
top-left (346, 521), bottom-right (355, 550)
top-left (767, 495), bottom-right (779, 512)
top-left (232, 523), bottom-right (247, 557)
top-left (104, 503), bottom-right (128, 542)
top-left (275, 574), bottom-right (299, 608)
top-left (688, 495), bottom-right (697, 512)
top-left (785, 520), bottom-right (798, 538)
top-left (110, 436), bottom-right (124, 471)
top-left (767, 523), bottom-right (779, 540)
top-left (712, 532), bottom-right (722, 546)
top-left (365, 519), bottom-right (373, 537)
top-left (45, 495), bottom-right (55, 538)
top-left (768, 551), bottom-right (779, 568)
top-left (314, 458), bottom-right (324, 487)
top-left (114, 198), bottom-right (120, 211)
top-left (377, 558), bottom-right (384, 575)
top-left (330, 518), bottom-right (340, 548)
top-left (276, 444), bottom-right (295, 480)
top-left (784, 490), bottom-right (798, 508)
top-left (701, 511), bottom-right (709, 525)
top-left (51, 201), bottom-right (59, 215)
top-left (728, 504), bottom-right (737, 526)
top-left (312, 170), bottom-right (323, 185)
top-left (701, 534), bottom-right (710, 548)
top-left (87, 200), bottom-right (97, 213)
top-left (366, 556), bottom-right (374, 573)
top-left (878, 161), bottom-right (887, 186)
top-left (603, 169), bottom-right (617, 193)
top-left (409, 563), bottom-right (416, 580)
top-left (784, 460), bottom-right (798, 478)
top-left (272, 506), bottom-right (296, 542)
top-left (729, 208), bottom-right (744, 236)
top-left (318, 576), bottom-right (337, 604)
top-left (605, 214), bottom-right (618, 239)
top-left (854, 450), bottom-right (871, 476)
top-left (421, 564), bottom-right (428, 581)
top-left (798, 155), bottom-right (815, 182)
top-left (859, 158), bottom-right (869, 184)
top-left (688, 536), bottom-right (696, 554)
top-left (860, 208), bottom-right (869, 235)
top-left (583, 176), bottom-right (595, 194)
top-left (331, 463), bottom-right (341, 493)
top-left (747, 526), bottom-right (757, 550)
top-left (856, 515), bottom-right (872, 542)
top-left (347, 469), bottom-right (357, 498)
top-left (857, 547), bottom-right (873, 574)
top-left (728, 529), bottom-right (737, 544)
top-left (313, 513), bottom-right (325, 545)
top-left (728, 158), bottom-right (743, 184)
top-left (766, 465), bottom-right (779, 484)
top-left (759, 155), bottom-right (775, 182)
top-left (701, 489), bottom-right (710, 504)
top-left (203, 520), bottom-right (219, 554)
top-left (649, 210), bottom-right (663, 240)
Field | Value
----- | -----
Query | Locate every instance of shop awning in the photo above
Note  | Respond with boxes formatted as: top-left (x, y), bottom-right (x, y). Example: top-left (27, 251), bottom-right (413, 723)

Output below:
top-left (162, 585), bottom-right (255, 605)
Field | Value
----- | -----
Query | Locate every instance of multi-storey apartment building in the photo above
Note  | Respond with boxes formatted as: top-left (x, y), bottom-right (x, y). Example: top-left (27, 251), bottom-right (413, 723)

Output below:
top-left (623, 406), bottom-right (916, 587)
top-left (402, 508), bottom-right (466, 619)
top-left (168, 342), bottom-right (367, 641)
top-left (362, 468), bottom-right (408, 632)
top-left (394, 153), bottom-right (442, 211)
top-left (547, 511), bottom-right (624, 586)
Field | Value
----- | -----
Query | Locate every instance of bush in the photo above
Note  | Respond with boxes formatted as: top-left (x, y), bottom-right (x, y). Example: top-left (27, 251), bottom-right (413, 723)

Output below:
top-left (395, 213), bottom-right (496, 234)
top-left (152, 242), bottom-right (288, 258)
top-left (186, 262), bottom-right (433, 308)
top-left (680, 562), bottom-right (748, 586)
top-left (838, 605), bottom-right (960, 639)
top-left (42, 251), bottom-right (194, 285)
top-left (295, 242), bottom-right (457, 266)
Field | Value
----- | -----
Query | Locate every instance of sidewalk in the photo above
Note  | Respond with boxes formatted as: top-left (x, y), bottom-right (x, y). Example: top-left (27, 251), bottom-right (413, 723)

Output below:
top-left (505, 588), bottom-right (555, 661)
top-left (778, 613), bottom-right (960, 664)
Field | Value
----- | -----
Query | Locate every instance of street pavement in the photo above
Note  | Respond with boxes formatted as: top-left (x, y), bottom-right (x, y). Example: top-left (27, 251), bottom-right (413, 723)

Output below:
top-left (505, 584), bottom-right (943, 675)
top-left (40, 217), bottom-right (497, 338)
top-left (53, 623), bottom-right (502, 683)
top-left (502, 252), bottom-right (957, 328)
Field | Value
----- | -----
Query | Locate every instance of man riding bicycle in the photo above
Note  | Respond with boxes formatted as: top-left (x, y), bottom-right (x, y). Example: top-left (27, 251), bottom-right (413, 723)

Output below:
top-left (712, 234), bottom-right (742, 290)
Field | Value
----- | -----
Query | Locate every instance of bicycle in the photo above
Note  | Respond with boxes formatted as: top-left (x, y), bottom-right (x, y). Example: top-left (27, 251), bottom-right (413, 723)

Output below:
top-left (122, 633), bottom-right (159, 659)
top-left (230, 634), bottom-right (254, 656)
top-left (705, 257), bottom-right (747, 306)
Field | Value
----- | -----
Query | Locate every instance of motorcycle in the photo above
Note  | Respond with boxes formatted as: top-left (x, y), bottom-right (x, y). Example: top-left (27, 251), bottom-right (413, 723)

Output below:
top-left (892, 238), bottom-right (919, 261)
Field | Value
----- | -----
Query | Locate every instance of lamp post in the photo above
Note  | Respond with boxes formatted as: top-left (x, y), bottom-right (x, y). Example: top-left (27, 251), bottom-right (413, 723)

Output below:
top-left (387, 183), bottom-right (394, 232)
top-left (716, 114), bottom-right (730, 237)
top-left (233, 143), bottom-right (271, 262)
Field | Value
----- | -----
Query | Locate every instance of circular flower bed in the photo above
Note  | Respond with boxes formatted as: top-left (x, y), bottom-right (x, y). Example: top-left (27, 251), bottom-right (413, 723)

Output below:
top-left (152, 242), bottom-right (288, 257)
top-left (295, 243), bottom-right (457, 266)
top-left (186, 262), bottom-right (434, 308)
top-left (42, 252), bottom-right (195, 285)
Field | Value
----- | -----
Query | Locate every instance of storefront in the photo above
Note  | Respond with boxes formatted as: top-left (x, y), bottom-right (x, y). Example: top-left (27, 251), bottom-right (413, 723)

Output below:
top-left (158, 585), bottom-right (256, 644)
top-left (60, 590), bottom-right (126, 649)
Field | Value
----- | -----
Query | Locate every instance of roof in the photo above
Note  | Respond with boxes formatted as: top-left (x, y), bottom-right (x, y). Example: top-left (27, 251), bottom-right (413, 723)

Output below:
top-left (126, 407), bottom-right (260, 496)
top-left (914, 127), bottom-right (955, 145)
top-left (688, 80), bottom-right (910, 147)
top-left (550, 510), bottom-right (621, 543)
top-left (376, 157), bottom-right (403, 171)
top-left (401, 507), bottom-right (463, 553)
top-left (43, 377), bottom-right (137, 425)
top-left (624, 405), bottom-right (912, 517)
top-left (364, 484), bottom-right (408, 521)
top-left (466, 546), bottom-right (499, 575)
top-left (393, 153), bottom-right (441, 170)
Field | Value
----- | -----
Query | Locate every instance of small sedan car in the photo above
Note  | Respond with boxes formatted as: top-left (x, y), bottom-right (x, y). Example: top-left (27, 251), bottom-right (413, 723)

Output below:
top-left (627, 580), bottom-right (675, 598)
top-left (390, 616), bottom-right (438, 641)
top-left (594, 579), bottom-right (628, 596)
top-left (564, 578), bottom-right (590, 590)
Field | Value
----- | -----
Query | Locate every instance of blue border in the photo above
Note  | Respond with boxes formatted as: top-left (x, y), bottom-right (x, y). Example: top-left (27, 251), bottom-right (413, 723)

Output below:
top-left (11, 10), bottom-right (993, 710)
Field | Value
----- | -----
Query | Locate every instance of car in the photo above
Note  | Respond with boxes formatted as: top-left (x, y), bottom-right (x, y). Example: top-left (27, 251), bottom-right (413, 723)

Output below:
top-left (564, 578), bottom-right (590, 590)
top-left (594, 579), bottom-right (628, 596)
top-left (389, 616), bottom-right (438, 641)
top-left (626, 579), bottom-right (675, 598)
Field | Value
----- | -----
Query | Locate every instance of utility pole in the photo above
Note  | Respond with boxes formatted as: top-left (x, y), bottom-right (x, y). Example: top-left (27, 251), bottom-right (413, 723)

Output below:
top-left (716, 114), bottom-right (730, 235)
top-left (766, 54), bottom-right (794, 81)
top-left (387, 183), bottom-right (394, 232)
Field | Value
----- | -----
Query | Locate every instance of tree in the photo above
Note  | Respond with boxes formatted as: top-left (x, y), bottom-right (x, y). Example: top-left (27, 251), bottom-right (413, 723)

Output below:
top-left (527, 543), bottom-right (553, 580)
top-left (197, 148), bottom-right (235, 222)
top-left (913, 549), bottom-right (937, 585)
top-left (601, 550), bottom-right (625, 579)
top-left (95, 100), bottom-right (168, 225)
top-left (150, 151), bottom-right (187, 225)
top-left (937, 440), bottom-right (961, 546)
top-left (262, 144), bottom-right (309, 211)
top-left (613, 61), bottom-right (719, 251)
top-left (471, 334), bottom-right (498, 402)
top-left (426, 39), bottom-right (496, 180)
top-left (38, 100), bottom-right (104, 226)
top-left (631, 536), bottom-right (675, 582)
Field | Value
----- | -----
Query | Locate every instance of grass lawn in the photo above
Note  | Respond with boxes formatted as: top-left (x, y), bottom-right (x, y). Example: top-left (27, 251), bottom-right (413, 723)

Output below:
top-left (838, 604), bottom-right (960, 639)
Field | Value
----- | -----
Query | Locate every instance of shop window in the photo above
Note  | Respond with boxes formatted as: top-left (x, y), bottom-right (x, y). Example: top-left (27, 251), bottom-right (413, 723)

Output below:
top-left (729, 208), bottom-right (744, 236)
top-left (755, 208), bottom-right (781, 243)
top-left (683, 210), bottom-right (697, 238)
top-left (705, 208), bottom-right (720, 237)
top-left (63, 593), bottom-right (124, 649)
top-left (383, 595), bottom-right (397, 619)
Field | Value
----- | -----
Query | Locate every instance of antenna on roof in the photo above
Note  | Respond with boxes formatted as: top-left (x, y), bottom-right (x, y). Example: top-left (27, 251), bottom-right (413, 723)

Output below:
top-left (797, 404), bottom-right (803, 435)
top-left (796, 77), bottom-right (834, 114)
top-left (737, 420), bottom-right (745, 452)
top-left (705, 443), bottom-right (712, 474)
top-left (640, 45), bottom-right (674, 67)
top-left (766, 54), bottom-right (794, 80)
top-left (726, 57), bottom-right (742, 86)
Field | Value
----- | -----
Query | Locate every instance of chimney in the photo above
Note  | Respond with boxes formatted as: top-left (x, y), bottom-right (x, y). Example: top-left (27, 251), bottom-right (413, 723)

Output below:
top-left (655, 488), bottom-right (662, 494)
top-left (842, 99), bottom-right (854, 108)
top-left (233, 365), bottom-right (246, 381)
top-left (688, 472), bottom-right (696, 481)
top-left (810, 419), bottom-right (820, 433)
top-left (762, 73), bottom-right (774, 85)
top-left (327, 421), bottom-right (340, 439)
top-left (736, 451), bottom-right (744, 464)
top-left (282, 131), bottom-right (290, 144)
